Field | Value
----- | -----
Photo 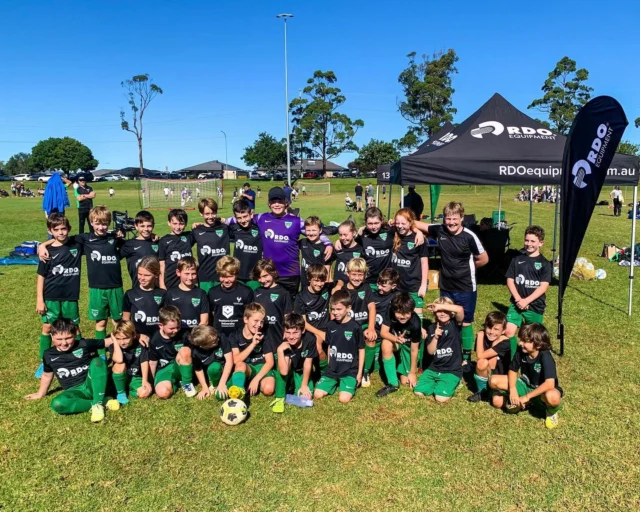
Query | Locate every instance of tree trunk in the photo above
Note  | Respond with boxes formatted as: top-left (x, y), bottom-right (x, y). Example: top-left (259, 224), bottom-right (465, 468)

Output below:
top-left (138, 137), bottom-right (144, 176)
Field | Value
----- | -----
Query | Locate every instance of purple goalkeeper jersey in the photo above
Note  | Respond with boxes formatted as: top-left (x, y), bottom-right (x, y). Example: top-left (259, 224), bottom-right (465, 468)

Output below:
top-left (227, 212), bottom-right (331, 277)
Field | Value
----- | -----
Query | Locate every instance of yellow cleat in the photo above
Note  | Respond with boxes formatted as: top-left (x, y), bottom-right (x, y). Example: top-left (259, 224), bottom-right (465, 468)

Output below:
top-left (105, 399), bottom-right (120, 411)
top-left (545, 413), bottom-right (559, 429)
top-left (270, 398), bottom-right (285, 413)
top-left (90, 404), bottom-right (105, 423)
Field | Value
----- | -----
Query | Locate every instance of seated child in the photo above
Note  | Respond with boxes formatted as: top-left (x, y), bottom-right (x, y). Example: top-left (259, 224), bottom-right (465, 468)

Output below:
top-left (271, 312), bottom-right (318, 413)
top-left (148, 306), bottom-right (196, 399)
top-left (414, 297), bottom-right (464, 402)
top-left (314, 290), bottom-right (365, 404)
top-left (376, 293), bottom-right (424, 398)
top-left (24, 318), bottom-right (110, 423)
top-left (227, 302), bottom-right (275, 399)
top-left (489, 323), bottom-right (563, 429)
top-left (107, 320), bottom-right (152, 406)
top-left (467, 312), bottom-right (510, 403)
top-left (189, 325), bottom-right (233, 400)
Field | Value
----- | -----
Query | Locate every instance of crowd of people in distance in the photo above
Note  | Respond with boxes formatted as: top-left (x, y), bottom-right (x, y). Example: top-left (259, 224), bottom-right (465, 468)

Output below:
top-left (515, 186), bottom-right (557, 203)
top-left (25, 186), bottom-right (563, 429)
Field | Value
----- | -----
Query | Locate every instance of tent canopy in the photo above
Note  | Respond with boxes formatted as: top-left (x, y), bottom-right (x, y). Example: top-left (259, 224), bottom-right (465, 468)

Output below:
top-left (391, 93), bottom-right (640, 186)
top-left (377, 122), bottom-right (456, 185)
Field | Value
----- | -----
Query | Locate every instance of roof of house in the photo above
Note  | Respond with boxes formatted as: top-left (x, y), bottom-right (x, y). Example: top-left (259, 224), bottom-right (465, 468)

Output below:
top-left (258, 159), bottom-right (347, 172)
top-left (177, 160), bottom-right (244, 172)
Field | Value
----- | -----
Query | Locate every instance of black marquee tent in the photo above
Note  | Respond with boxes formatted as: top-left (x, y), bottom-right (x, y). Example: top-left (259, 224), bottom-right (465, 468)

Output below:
top-left (388, 92), bottom-right (639, 318)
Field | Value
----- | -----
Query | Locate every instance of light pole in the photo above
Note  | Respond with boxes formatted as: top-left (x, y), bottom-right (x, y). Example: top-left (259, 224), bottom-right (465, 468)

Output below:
top-left (277, 13), bottom-right (293, 187)
top-left (220, 130), bottom-right (228, 174)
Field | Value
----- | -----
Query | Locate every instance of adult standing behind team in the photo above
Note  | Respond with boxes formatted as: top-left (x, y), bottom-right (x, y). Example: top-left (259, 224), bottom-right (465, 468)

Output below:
top-left (415, 201), bottom-right (488, 372)
top-left (74, 175), bottom-right (96, 234)
top-left (226, 187), bottom-right (333, 296)
top-left (240, 182), bottom-right (256, 212)
top-left (354, 182), bottom-right (364, 212)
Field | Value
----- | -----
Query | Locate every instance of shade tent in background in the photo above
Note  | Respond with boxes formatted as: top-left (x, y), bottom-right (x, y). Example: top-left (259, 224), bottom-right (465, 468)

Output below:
top-left (376, 121), bottom-right (456, 218)
top-left (388, 92), bottom-right (639, 320)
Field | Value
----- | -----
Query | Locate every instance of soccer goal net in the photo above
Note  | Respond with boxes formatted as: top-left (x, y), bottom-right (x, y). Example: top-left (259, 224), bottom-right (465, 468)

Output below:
top-left (296, 181), bottom-right (331, 195)
top-left (140, 179), bottom-right (223, 209)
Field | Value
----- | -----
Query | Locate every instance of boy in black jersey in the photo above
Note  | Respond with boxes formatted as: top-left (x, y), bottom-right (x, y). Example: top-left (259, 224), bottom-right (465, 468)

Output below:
top-left (227, 199), bottom-right (262, 286)
top-left (341, 258), bottom-right (377, 387)
top-left (414, 297), bottom-right (464, 402)
top-left (192, 198), bottom-right (230, 293)
top-left (252, 258), bottom-right (293, 355)
top-left (208, 256), bottom-right (254, 336)
top-left (333, 220), bottom-right (363, 284)
top-left (164, 257), bottom-right (210, 330)
top-left (293, 264), bottom-right (333, 371)
top-left (467, 312), bottom-right (511, 404)
top-left (299, 216), bottom-right (332, 290)
top-left (120, 211), bottom-right (159, 288)
top-left (148, 306), bottom-right (196, 398)
top-left (189, 325), bottom-right (233, 400)
top-left (490, 323), bottom-right (563, 429)
top-left (372, 269), bottom-right (400, 336)
top-left (107, 320), bottom-right (151, 406)
top-left (377, 293), bottom-right (425, 398)
top-left (159, 209), bottom-right (194, 290)
top-left (271, 313), bottom-right (318, 413)
top-left (505, 226), bottom-right (552, 355)
top-left (122, 256), bottom-right (166, 345)
top-left (39, 206), bottom-right (124, 348)
top-left (35, 213), bottom-right (83, 378)
top-left (314, 290), bottom-right (364, 403)
top-left (228, 302), bottom-right (275, 398)
top-left (25, 319), bottom-right (110, 423)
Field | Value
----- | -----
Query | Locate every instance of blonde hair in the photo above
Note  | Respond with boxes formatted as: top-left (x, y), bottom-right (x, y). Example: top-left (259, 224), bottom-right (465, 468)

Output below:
top-left (189, 325), bottom-right (219, 349)
top-left (443, 201), bottom-right (464, 218)
top-left (113, 320), bottom-right (137, 340)
top-left (177, 256), bottom-right (198, 272)
top-left (159, 305), bottom-right (181, 325)
top-left (393, 208), bottom-right (416, 252)
top-left (244, 302), bottom-right (266, 319)
top-left (216, 256), bottom-right (240, 277)
top-left (346, 257), bottom-right (367, 274)
top-left (432, 296), bottom-right (455, 321)
top-left (89, 206), bottom-right (111, 225)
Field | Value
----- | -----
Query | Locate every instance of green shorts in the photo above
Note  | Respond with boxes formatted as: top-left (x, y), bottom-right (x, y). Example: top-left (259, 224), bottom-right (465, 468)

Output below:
top-left (409, 292), bottom-right (424, 310)
top-left (506, 304), bottom-right (543, 327)
top-left (396, 342), bottom-right (417, 377)
top-left (154, 361), bottom-right (181, 391)
top-left (248, 363), bottom-right (275, 381)
top-left (316, 375), bottom-right (357, 396)
top-left (198, 281), bottom-right (219, 294)
top-left (127, 375), bottom-right (145, 396)
top-left (281, 371), bottom-right (315, 395)
top-left (88, 287), bottom-right (124, 321)
top-left (41, 300), bottom-right (80, 325)
top-left (414, 369), bottom-right (460, 398)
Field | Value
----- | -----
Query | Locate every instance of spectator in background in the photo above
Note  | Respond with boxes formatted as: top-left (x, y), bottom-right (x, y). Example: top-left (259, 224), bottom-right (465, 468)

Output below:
top-left (75, 175), bottom-right (96, 234)
top-left (403, 185), bottom-right (424, 220)
top-left (354, 182), bottom-right (364, 212)
top-left (610, 186), bottom-right (623, 217)
top-left (241, 182), bottom-right (256, 211)
top-left (283, 182), bottom-right (293, 204)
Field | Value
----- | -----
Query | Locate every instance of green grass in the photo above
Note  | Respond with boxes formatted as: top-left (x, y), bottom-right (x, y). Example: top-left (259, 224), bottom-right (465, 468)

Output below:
top-left (1, 179), bottom-right (639, 511)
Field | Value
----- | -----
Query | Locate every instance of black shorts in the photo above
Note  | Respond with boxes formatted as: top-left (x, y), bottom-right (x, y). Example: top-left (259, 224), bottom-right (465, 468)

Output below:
top-left (278, 275), bottom-right (300, 297)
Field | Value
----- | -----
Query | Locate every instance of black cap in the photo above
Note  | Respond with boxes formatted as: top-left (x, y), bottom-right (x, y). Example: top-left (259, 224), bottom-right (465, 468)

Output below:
top-left (268, 187), bottom-right (286, 202)
top-left (77, 175), bottom-right (86, 181)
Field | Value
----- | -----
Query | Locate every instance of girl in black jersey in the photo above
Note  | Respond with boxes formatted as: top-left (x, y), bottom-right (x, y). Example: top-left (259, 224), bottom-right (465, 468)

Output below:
top-left (358, 208), bottom-right (395, 287)
top-left (333, 220), bottom-right (363, 283)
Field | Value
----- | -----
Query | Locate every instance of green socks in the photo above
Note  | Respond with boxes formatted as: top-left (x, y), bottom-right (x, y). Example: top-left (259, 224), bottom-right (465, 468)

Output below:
top-left (112, 371), bottom-right (127, 396)
top-left (319, 357), bottom-right (328, 372)
top-left (275, 371), bottom-right (287, 398)
top-left (94, 329), bottom-right (106, 357)
top-left (178, 363), bottom-right (193, 385)
top-left (382, 357), bottom-right (398, 387)
top-left (546, 403), bottom-right (562, 415)
top-left (509, 336), bottom-right (518, 358)
top-left (231, 371), bottom-right (246, 389)
top-left (206, 362), bottom-right (223, 388)
top-left (474, 374), bottom-right (488, 392)
top-left (364, 344), bottom-right (377, 375)
top-left (461, 325), bottom-right (474, 361)
top-left (39, 334), bottom-right (51, 359)
top-left (88, 357), bottom-right (108, 406)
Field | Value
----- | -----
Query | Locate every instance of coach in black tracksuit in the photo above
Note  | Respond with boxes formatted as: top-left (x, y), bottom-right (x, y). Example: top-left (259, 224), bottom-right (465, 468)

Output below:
top-left (75, 176), bottom-right (95, 234)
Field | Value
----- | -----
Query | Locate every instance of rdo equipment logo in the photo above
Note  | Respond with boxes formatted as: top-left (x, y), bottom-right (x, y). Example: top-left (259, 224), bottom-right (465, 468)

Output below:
top-left (471, 121), bottom-right (555, 140)
top-left (571, 123), bottom-right (612, 189)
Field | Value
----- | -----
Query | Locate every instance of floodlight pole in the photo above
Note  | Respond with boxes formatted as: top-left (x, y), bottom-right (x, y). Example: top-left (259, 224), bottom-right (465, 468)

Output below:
top-left (220, 130), bottom-right (228, 172)
top-left (629, 185), bottom-right (638, 316)
top-left (277, 13), bottom-right (294, 188)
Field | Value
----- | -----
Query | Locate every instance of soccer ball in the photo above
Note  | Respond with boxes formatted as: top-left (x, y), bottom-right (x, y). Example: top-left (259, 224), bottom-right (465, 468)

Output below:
top-left (219, 399), bottom-right (248, 426)
top-left (595, 269), bottom-right (607, 280)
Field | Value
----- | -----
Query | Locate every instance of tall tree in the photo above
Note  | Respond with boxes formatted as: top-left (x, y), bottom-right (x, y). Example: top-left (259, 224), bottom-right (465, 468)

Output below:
top-left (528, 57), bottom-right (593, 135)
top-left (636, 117), bottom-right (640, 128)
top-left (290, 70), bottom-right (364, 174)
top-left (617, 140), bottom-right (640, 156)
top-left (120, 74), bottom-right (163, 176)
top-left (397, 49), bottom-right (459, 151)
top-left (356, 139), bottom-right (400, 173)
top-left (242, 132), bottom-right (288, 172)
top-left (4, 152), bottom-right (33, 175)
top-left (30, 137), bottom-right (98, 173)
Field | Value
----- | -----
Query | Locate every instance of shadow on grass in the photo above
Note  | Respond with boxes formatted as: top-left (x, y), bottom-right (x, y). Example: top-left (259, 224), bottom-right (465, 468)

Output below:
top-left (567, 284), bottom-right (626, 315)
top-left (491, 302), bottom-right (510, 315)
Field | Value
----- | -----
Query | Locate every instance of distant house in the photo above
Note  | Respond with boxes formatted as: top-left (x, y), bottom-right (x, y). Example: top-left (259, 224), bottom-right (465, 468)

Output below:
top-left (92, 168), bottom-right (119, 177)
top-left (257, 159), bottom-right (347, 175)
top-left (118, 167), bottom-right (161, 178)
top-left (177, 160), bottom-right (244, 174)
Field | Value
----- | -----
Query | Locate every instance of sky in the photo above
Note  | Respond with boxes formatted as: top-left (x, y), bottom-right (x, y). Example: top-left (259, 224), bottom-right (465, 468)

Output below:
top-left (1, 0), bottom-right (639, 171)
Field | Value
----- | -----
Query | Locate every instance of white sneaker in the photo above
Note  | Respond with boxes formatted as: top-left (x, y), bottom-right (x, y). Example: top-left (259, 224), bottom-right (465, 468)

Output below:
top-left (361, 374), bottom-right (371, 388)
top-left (182, 383), bottom-right (197, 398)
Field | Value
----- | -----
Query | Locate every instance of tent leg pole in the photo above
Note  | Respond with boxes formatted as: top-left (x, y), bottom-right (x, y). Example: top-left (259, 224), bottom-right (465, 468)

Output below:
top-left (387, 185), bottom-right (392, 220)
top-left (629, 185), bottom-right (638, 317)
top-left (400, 186), bottom-right (405, 208)
top-left (376, 185), bottom-right (379, 208)
top-left (529, 185), bottom-right (533, 225)
top-left (552, 187), bottom-right (559, 261)
top-left (498, 186), bottom-right (502, 230)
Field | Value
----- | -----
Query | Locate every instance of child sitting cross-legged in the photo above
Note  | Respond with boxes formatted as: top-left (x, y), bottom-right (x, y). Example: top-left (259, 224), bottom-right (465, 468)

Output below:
top-left (189, 325), bottom-right (234, 400)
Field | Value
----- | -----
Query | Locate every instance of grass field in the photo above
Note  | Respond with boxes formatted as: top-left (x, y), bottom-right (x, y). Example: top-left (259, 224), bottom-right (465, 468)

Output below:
top-left (1, 179), bottom-right (639, 511)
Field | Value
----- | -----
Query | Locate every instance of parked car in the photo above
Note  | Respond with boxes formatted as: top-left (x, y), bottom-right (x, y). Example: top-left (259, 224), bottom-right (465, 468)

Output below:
top-left (93, 176), bottom-right (107, 182)
top-left (102, 175), bottom-right (121, 181)
top-left (303, 171), bottom-right (319, 179)
top-left (13, 174), bottom-right (32, 181)
top-left (111, 174), bottom-right (129, 181)
top-left (0, 175), bottom-right (12, 181)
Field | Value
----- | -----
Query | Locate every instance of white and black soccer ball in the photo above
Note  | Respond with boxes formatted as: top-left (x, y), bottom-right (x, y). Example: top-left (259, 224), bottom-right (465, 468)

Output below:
top-left (219, 399), bottom-right (248, 426)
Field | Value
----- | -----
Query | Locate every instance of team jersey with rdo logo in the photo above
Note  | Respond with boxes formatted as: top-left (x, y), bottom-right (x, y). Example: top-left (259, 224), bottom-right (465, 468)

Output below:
top-left (382, 311), bottom-right (422, 345)
top-left (229, 222), bottom-right (262, 280)
top-left (426, 320), bottom-right (462, 376)
top-left (293, 283), bottom-right (334, 330)
top-left (192, 223), bottom-right (230, 283)
top-left (120, 239), bottom-right (159, 287)
top-left (509, 348), bottom-right (558, 388)
top-left (359, 227), bottom-right (394, 284)
top-left (42, 338), bottom-right (105, 389)
top-left (280, 331), bottom-right (318, 373)
top-left (75, 233), bottom-right (122, 289)
top-left (333, 244), bottom-right (363, 284)
top-left (164, 287), bottom-right (210, 329)
top-left (191, 337), bottom-right (231, 371)
top-left (37, 239), bottom-right (83, 301)
top-left (158, 233), bottom-right (194, 289)
top-left (346, 283), bottom-right (374, 326)
top-left (107, 342), bottom-right (149, 377)
top-left (254, 284), bottom-right (292, 347)
top-left (325, 318), bottom-right (364, 378)
top-left (227, 330), bottom-right (274, 366)
top-left (506, 253), bottom-right (552, 314)
top-left (123, 287), bottom-right (166, 335)
top-left (148, 330), bottom-right (188, 368)
top-left (392, 233), bottom-right (429, 292)
top-left (299, 238), bottom-right (327, 288)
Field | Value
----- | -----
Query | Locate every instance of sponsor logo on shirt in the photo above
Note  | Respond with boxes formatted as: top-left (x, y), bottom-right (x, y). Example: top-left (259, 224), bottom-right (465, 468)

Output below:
top-left (436, 347), bottom-right (453, 358)
top-left (154, 296), bottom-right (163, 305)
top-left (534, 262), bottom-right (543, 270)
top-left (200, 245), bottom-right (227, 256)
top-left (313, 249), bottom-right (321, 257)
top-left (270, 293), bottom-right (279, 302)
top-left (365, 246), bottom-right (390, 258)
top-left (330, 345), bottom-right (353, 362)
top-left (285, 221), bottom-right (293, 229)
top-left (222, 305), bottom-right (234, 318)
top-left (57, 365), bottom-right (88, 379)
top-left (90, 250), bottom-right (117, 264)
top-left (191, 298), bottom-right (201, 307)
top-left (307, 310), bottom-right (326, 322)
top-left (515, 274), bottom-right (541, 288)
top-left (170, 251), bottom-right (191, 262)
top-left (407, 242), bottom-right (415, 250)
top-left (134, 310), bottom-right (159, 324)
top-left (264, 229), bottom-right (289, 242)
top-left (73, 349), bottom-right (83, 358)
top-left (235, 239), bottom-right (258, 253)
top-left (375, 313), bottom-right (383, 326)
top-left (392, 253), bottom-right (411, 267)
top-left (251, 229), bottom-right (259, 237)
top-left (348, 310), bottom-right (368, 321)
top-left (266, 315), bottom-right (276, 323)
top-left (69, 248), bottom-right (78, 257)
top-left (51, 264), bottom-right (80, 277)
